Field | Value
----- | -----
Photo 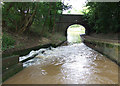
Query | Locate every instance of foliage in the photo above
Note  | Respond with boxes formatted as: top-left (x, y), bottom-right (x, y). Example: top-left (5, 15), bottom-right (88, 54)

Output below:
top-left (2, 2), bottom-right (71, 50)
top-left (2, 33), bottom-right (15, 50)
top-left (2, 2), bottom-right (71, 34)
top-left (83, 2), bottom-right (120, 33)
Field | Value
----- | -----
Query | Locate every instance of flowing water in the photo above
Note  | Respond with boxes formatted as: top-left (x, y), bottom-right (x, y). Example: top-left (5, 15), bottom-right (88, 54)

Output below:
top-left (3, 27), bottom-right (119, 84)
top-left (3, 43), bottom-right (118, 84)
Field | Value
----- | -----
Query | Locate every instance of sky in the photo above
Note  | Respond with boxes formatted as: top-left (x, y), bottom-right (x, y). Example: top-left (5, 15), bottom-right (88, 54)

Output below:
top-left (62, 0), bottom-right (87, 14)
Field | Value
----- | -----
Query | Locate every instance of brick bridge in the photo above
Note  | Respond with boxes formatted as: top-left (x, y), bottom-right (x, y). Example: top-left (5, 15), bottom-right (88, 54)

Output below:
top-left (55, 14), bottom-right (90, 36)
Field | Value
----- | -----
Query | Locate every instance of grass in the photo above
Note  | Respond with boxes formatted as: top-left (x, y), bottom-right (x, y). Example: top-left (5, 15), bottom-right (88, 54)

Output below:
top-left (2, 33), bottom-right (16, 51)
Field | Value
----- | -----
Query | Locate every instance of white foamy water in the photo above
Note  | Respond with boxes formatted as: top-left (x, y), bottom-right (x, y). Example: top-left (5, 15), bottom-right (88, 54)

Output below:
top-left (4, 43), bottom-right (118, 84)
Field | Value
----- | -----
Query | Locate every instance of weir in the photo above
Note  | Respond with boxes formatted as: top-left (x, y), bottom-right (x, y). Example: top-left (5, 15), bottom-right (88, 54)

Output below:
top-left (2, 1), bottom-right (120, 85)
top-left (2, 14), bottom-right (120, 84)
top-left (3, 43), bottom-right (119, 84)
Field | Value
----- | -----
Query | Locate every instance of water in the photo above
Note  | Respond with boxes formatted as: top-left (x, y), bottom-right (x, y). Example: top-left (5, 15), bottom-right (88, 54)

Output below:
top-left (3, 43), bottom-right (118, 84)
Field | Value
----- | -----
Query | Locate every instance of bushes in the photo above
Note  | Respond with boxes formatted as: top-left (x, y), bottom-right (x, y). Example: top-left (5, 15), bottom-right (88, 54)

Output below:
top-left (83, 2), bottom-right (120, 33)
top-left (2, 33), bottom-right (15, 51)
top-left (2, 2), bottom-right (71, 34)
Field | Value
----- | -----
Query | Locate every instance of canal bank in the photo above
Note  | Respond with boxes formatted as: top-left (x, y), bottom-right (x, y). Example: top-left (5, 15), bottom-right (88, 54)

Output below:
top-left (2, 33), bottom-right (66, 82)
top-left (81, 35), bottom-right (120, 66)
top-left (3, 43), bottom-right (118, 84)
top-left (2, 32), bottom-right (120, 83)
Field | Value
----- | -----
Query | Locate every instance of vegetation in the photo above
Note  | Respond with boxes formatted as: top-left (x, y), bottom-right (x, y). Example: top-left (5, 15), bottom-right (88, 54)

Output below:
top-left (2, 2), bottom-right (70, 34)
top-left (2, 33), bottom-right (15, 50)
top-left (2, 2), bottom-right (120, 51)
top-left (83, 2), bottom-right (120, 33)
top-left (2, 2), bottom-right (71, 51)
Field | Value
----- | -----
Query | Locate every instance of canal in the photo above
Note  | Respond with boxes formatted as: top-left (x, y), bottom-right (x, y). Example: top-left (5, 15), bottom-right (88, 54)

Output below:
top-left (3, 25), bottom-right (119, 84)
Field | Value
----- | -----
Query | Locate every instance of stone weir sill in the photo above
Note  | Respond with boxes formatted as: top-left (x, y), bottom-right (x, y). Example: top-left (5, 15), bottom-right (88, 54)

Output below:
top-left (2, 40), bottom-right (66, 82)
top-left (81, 35), bottom-right (120, 66)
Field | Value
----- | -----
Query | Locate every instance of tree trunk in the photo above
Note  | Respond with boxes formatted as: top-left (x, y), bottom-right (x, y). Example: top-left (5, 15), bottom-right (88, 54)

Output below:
top-left (18, 4), bottom-right (38, 34)
top-left (41, 3), bottom-right (51, 34)
top-left (49, 3), bottom-right (52, 32)
top-left (52, 2), bottom-right (56, 34)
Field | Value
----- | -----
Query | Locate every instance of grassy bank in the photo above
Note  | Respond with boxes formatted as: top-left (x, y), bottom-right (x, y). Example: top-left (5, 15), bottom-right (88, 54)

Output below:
top-left (2, 31), bottom-right (66, 52)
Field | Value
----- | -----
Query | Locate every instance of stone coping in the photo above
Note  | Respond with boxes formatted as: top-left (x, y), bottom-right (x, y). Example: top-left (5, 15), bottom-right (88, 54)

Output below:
top-left (81, 35), bottom-right (120, 46)
top-left (2, 40), bottom-right (66, 58)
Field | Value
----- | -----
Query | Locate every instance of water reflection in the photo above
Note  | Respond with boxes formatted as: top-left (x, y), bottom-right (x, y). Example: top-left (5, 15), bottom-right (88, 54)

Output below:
top-left (3, 43), bottom-right (118, 84)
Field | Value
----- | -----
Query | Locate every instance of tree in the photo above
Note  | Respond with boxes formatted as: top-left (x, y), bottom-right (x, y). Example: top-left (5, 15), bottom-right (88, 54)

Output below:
top-left (83, 2), bottom-right (120, 33)
top-left (2, 2), bottom-right (71, 34)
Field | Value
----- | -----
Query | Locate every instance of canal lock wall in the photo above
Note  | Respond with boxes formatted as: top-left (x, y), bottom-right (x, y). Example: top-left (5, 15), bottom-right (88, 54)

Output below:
top-left (3, 33), bottom-right (120, 82)
top-left (81, 35), bottom-right (120, 66)
top-left (2, 40), bottom-right (66, 82)
top-left (2, 55), bottom-right (23, 82)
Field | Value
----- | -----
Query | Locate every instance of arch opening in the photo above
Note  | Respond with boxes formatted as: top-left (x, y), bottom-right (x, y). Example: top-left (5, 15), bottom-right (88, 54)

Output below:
top-left (67, 24), bottom-right (85, 44)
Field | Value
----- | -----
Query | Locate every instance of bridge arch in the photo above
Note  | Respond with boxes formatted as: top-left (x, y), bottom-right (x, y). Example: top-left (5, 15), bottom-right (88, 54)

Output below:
top-left (65, 23), bottom-right (87, 36)
top-left (55, 14), bottom-right (90, 36)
